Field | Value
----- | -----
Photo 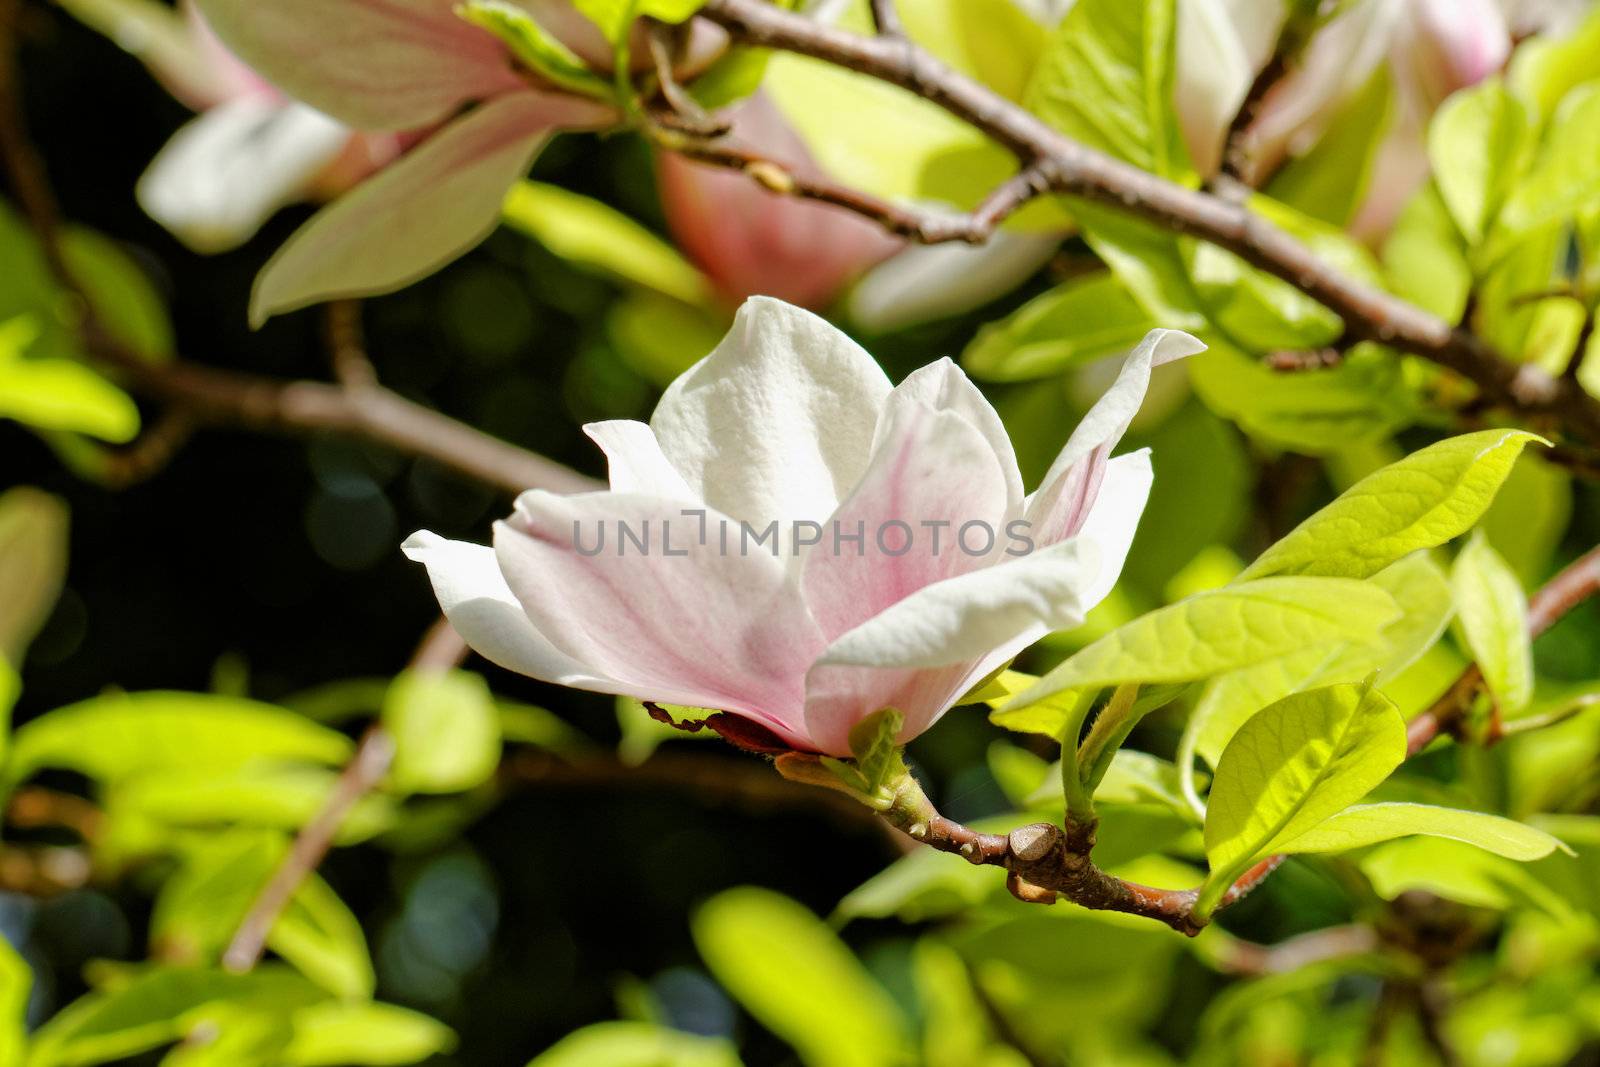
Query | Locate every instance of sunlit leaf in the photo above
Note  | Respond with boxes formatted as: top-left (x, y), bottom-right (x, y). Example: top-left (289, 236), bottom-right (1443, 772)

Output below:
top-left (1276, 802), bottom-right (1567, 860)
top-left (0, 485), bottom-right (68, 667)
top-left (1428, 80), bottom-right (1529, 245)
top-left (1014, 577), bottom-right (1398, 704)
top-left (1498, 84), bottom-right (1600, 242)
top-left (4, 692), bottom-right (352, 793)
top-left (1239, 430), bottom-right (1545, 581)
top-left (382, 669), bottom-right (502, 794)
top-left (0, 317), bottom-right (140, 443)
top-left (693, 887), bottom-right (910, 1067)
top-left (1201, 684), bottom-right (1405, 911)
top-left (284, 1002), bottom-right (455, 1066)
top-left (523, 1021), bottom-right (741, 1067)
top-left (961, 273), bottom-right (1154, 382)
top-left (503, 181), bottom-right (712, 306)
top-left (1451, 531), bottom-right (1534, 716)
top-left (458, 2), bottom-right (613, 98)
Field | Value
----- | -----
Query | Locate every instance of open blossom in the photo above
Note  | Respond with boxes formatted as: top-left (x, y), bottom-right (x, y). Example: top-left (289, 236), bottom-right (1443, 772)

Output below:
top-left (405, 298), bottom-right (1203, 756)
top-left (58, 0), bottom-right (410, 253)
top-left (190, 0), bottom-right (661, 324)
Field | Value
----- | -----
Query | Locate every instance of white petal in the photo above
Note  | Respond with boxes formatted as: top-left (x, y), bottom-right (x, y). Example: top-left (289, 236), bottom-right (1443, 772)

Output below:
top-left (878, 357), bottom-right (1023, 511)
top-left (814, 536), bottom-right (1098, 671)
top-left (249, 90), bottom-right (614, 325)
top-left (1025, 328), bottom-right (1203, 543)
top-left (495, 491), bottom-right (826, 746)
top-left (583, 420), bottom-right (695, 499)
top-left (650, 296), bottom-right (892, 538)
top-left (847, 228), bottom-right (1059, 333)
top-left (816, 450), bottom-right (1154, 673)
top-left (137, 98), bottom-right (348, 254)
top-left (401, 530), bottom-right (607, 685)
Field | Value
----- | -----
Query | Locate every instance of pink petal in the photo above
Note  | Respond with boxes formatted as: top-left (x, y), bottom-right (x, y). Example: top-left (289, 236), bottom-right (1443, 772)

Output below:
top-left (495, 491), bottom-right (826, 748)
top-left (249, 90), bottom-right (615, 324)
top-left (878, 357), bottom-right (1023, 511)
top-left (193, 0), bottom-right (523, 129)
top-left (802, 399), bottom-right (1010, 644)
top-left (655, 93), bottom-right (900, 310)
top-left (797, 397), bottom-right (1010, 755)
top-left (1026, 329), bottom-right (1204, 545)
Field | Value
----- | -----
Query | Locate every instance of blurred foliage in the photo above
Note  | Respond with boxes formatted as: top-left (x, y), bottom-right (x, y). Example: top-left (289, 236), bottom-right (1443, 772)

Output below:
top-left (4, 0), bottom-right (1600, 1066)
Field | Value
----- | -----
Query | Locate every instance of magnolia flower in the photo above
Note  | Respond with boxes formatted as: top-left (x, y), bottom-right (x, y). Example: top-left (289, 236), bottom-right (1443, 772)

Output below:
top-left (655, 93), bottom-right (902, 311)
top-left (58, 0), bottom-right (411, 253)
top-left (404, 298), bottom-right (1202, 755)
top-left (1228, 0), bottom-right (1511, 238)
top-left (190, 0), bottom-right (674, 324)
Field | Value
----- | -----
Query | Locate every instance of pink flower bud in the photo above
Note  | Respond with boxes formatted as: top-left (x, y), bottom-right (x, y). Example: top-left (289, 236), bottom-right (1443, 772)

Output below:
top-left (655, 93), bottom-right (901, 311)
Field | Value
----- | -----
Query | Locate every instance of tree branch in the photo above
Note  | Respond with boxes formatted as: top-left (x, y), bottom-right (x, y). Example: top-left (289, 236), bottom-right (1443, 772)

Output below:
top-left (792, 541), bottom-right (1600, 936)
top-left (0, 17), bottom-right (597, 499)
top-left (696, 0), bottom-right (1600, 447)
top-left (222, 619), bottom-right (465, 973)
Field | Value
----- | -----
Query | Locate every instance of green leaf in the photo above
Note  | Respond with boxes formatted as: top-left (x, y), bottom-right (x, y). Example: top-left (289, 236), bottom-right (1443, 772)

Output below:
top-left (4, 692), bottom-right (352, 793)
top-left (1499, 84), bottom-right (1600, 241)
top-left (820, 707), bottom-right (909, 804)
top-left (113, 764), bottom-right (394, 844)
top-left (1186, 340), bottom-right (1415, 454)
top-left (1275, 802), bottom-right (1567, 860)
top-left (503, 181), bottom-right (712, 306)
top-left (1451, 531), bottom-right (1534, 716)
top-left (1239, 430), bottom-right (1545, 581)
top-left (568, 0), bottom-right (704, 43)
top-left (283, 1002), bottom-right (454, 1067)
top-left (1013, 577), bottom-right (1399, 704)
top-left (1185, 552), bottom-right (1454, 770)
top-left (1428, 80), bottom-right (1529, 245)
top-left (1382, 184), bottom-right (1472, 322)
top-left (763, 55), bottom-right (1031, 223)
top-left (985, 672), bottom-right (1086, 740)
top-left (912, 941), bottom-right (1026, 1067)
top-left (0, 930), bottom-right (29, 1067)
top-left (1507, 6), bottom-right (1600, 120)
top-left (26, 966), bottom-right (325, 1067)
top-left (270, 873), bottom-right (376, 1000)
top-left (1199, 683), bottom-right (1406, 914)
top-left (58, 227), bottom-right (174, 363)
top-left (150, 831), bottom-right (375, 998)
top-left (1479, 452), bottom-right (1571, 583)
top-left (898, 0), bottom-right (1046, 103)
top-left (0, 485), bottom-right (68, 667)
top-left (960, 272), bottom-right (1153, 382)
top-left (0, 316), bottom-right (140, 443)
top-left (382, 669), bottom-right (502, 794)
top-left (693, 887), bottom-right (910, 1067)
top-left (606, 291), bottom-right (725, 387)
top-left (1025, 0), bottom-right (1189, 180)
top-left (1183, 242), bottom-right (1344, 351)
top-left (457, 1), bottom-right (613, 98)
top-left (1267, 67), bottom-right (1394, 229)
top-left (524, 1021), bottom-right (741, 1067)
top-left (1360, 836), bottom-right (1573, 915)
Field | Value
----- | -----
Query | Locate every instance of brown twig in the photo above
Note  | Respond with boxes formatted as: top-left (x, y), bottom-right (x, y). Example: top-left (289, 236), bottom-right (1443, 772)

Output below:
top-left (867, 0), bottom-right (903, 37)
top-left (221, 619), bottom-right (464, 973)
top-left (789, 542), bottom-right (1600, 936)
top-left (1219, 923), bottom-right (1381, 976)
top-left (1408, 542), bottom-right (1600, 754)
top-left (695, 0), bottom-right (1600, 448)
top-left (0, 21), bottom-right (596, 499)
top-left (652, 125), bottom-right (1034, 244)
